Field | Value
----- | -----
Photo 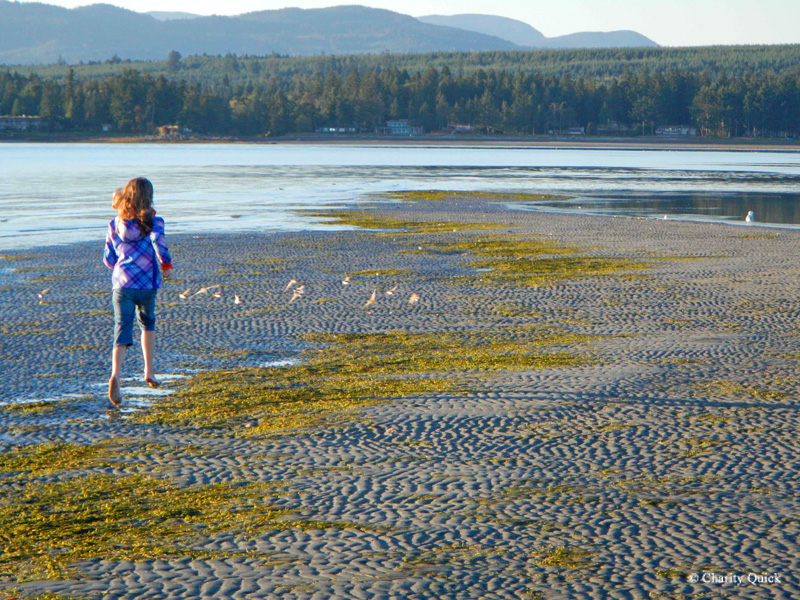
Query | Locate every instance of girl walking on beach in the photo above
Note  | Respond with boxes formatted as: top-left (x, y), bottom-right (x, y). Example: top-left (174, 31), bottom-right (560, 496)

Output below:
top-left (104, 177), bottom-right (173, 407)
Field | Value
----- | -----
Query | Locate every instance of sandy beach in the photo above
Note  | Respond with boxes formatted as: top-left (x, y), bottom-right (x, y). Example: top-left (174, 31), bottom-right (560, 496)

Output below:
top-left (1, 194), bottom-right (799, 599)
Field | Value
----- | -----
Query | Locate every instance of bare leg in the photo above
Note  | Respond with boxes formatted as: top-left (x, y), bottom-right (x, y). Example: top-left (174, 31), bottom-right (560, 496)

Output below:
top-left (142, 329), bottom-right (158, 385)
top-left (111, 344), bottom-right (127, 380)
top-left (109, 344), bottom-right (127, 406)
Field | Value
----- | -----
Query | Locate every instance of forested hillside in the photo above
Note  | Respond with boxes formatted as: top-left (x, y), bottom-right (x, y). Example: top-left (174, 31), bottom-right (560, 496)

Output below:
top-left (13, 45), bottom-right (800, 84)
top-left (2, 45), bottom-right (799, 139)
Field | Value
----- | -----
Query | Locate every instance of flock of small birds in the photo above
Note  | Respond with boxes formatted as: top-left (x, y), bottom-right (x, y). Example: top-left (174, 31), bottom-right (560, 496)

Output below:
top-left (33, 275), bottom-right (420, 308)
top-left (172, 275), bottom-right (420, 309)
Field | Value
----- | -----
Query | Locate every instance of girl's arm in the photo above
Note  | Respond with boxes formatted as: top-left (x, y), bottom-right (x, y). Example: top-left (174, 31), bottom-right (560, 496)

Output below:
top-left (103, 223), bottom-right (118, 269)
top-left (150, 219), bottom-right (173, 272)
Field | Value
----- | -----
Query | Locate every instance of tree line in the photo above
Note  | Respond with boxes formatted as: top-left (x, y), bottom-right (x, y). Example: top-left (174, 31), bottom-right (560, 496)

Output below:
top-left (2, 60), bottom-right (799, 138)
top-left (18, 45), bottom-right (800, 85)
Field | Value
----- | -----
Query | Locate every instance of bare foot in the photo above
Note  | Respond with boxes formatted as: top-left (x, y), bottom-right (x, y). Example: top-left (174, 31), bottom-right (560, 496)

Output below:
top-left (108, 377), bottom-right (122, 408)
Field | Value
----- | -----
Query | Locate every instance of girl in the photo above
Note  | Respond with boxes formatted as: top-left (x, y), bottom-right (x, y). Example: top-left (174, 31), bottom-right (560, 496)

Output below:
top-left (104, 177), bottom-right (173, 407)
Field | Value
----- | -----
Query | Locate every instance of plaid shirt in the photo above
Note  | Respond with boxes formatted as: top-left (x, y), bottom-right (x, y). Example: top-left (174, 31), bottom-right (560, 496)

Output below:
top-left (104, 216), bottom-right (172, 290)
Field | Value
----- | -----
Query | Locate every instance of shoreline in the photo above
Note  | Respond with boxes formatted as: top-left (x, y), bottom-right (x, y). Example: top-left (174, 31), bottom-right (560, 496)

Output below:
top-left (1, 204), bottom-right (792, 257)
top-left (3, 132), bottom-right (800, 152)
top-left (3, 199), bottom-right (800, 598)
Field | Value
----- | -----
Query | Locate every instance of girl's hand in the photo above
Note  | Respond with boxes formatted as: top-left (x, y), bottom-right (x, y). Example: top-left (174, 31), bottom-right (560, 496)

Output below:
top-left (162, 266), bottom-right (173, 280)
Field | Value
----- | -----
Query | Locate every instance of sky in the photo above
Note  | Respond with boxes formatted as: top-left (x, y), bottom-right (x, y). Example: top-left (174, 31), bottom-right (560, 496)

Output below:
top-left (16, 0), bottom-right (800, 47)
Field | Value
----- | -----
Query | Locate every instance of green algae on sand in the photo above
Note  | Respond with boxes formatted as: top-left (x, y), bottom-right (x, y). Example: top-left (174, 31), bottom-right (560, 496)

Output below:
top-left (429, 235), bottom-right (650, 287)
top-left (136, 328), bottom-right (595, 435)
top-left (0, 470), bottom-right (288, 582)
top-left (0, 440), bottom-right (291, 583)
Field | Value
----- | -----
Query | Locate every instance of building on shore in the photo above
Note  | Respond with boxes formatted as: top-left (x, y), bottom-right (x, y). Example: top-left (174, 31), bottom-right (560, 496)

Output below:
top-left (375, 119), bottom-right (423, 136)
top-left (656, 126), bottom-right (697, 137)
top-left (596, 122), bottom-right (630, 135)
top-left (315, 127), bottom-right (359, 134)
top-left (446, 124), bottom-right (474, 134)
top-left (0, 116), bottom-right (43, 131)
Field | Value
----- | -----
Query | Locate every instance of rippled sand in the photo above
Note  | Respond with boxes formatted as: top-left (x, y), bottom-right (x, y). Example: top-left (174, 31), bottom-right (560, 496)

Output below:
top-left (2, 195), bottom-right (799, 599)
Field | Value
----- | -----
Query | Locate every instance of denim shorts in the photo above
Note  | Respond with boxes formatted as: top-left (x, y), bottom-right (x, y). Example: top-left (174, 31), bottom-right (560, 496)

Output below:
top-left (112, 288), bottom-right (158, 347)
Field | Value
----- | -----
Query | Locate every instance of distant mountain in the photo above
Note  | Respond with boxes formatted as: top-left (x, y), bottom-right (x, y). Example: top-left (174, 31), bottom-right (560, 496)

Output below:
top-left (419, 14), bottom-right (548, 47)
top-left (0, 2), bottom-right (520, 64)
top-left (0, 1), bottom-right (657, 66)
top-left (147, 11), bottom-right (201, 21)
top-left (419, 13), bottom-right (658, 49)
top-left (0, 2), bottom-right (162, 65)
top-left (546, 30), bottom-right (658, 49)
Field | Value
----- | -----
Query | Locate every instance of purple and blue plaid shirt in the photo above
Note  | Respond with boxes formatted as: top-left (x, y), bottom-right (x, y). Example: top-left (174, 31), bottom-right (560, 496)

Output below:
top-left (104, 216), bottom-right (172, 290)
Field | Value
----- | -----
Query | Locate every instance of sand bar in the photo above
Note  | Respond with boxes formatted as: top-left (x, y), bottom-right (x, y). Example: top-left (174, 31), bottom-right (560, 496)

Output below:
top-left (1, 195), bottom-right (799, 599)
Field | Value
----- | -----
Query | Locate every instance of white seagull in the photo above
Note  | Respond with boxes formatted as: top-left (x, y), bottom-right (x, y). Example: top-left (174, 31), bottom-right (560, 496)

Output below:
top-left (364, 289), bottom-right (378, 307)
top-left (289, 285), bottom-right (305, 304)
top-left (745, 211), bottom-right (754, 224)
top-left (234, 295), bottom-right (242, 305)
top-left (194, 284), bottom-right (221, 296)
top-left (285, 279), bottom-right (298, 291)
top-left (179, 288), bottom-right (192, 299)
top-left (408, 293), bottom-right (420, 305)
top-left (385, 284), bottom-right (399, 296)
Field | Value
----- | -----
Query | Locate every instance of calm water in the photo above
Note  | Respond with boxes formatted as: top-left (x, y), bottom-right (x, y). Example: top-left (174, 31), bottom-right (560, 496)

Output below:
top-left (2, 142), bottom-right (800, 251)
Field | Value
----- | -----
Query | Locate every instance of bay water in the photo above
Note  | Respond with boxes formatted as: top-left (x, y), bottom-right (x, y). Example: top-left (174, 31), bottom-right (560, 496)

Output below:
top-left (2, 142), bottom-right (800, 252)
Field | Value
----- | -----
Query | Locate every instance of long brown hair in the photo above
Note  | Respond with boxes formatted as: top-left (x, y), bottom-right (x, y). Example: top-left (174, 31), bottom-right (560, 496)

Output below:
top-left (119, 177), bottom-right (155, 236)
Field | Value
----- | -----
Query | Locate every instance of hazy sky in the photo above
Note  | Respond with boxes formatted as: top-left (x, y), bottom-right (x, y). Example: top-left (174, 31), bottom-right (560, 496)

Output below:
top-left (18, 0), bottom-right (800, 47)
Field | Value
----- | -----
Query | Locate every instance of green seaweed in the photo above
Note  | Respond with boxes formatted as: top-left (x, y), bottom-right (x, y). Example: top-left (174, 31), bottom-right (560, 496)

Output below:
top-left (346, 268), bottom-right (415, 278)
top-left (0, 254), bottom-right (35, 261)
top-left (0, 399), bottom-right (82, 415)
top-left (534, 546), bottom-right (596, 569)
top-left (137, 328), bottom-right (593, 434)
top-left (0, 473), bottom-right (288, 582)
top-left (302, 210), bottom-right (504, 235)
top-left (382, 190), bottom-right (561, 203)
top-left (0, 442), bottom-right (115, 475)
top-left (437, 235), bottom-right (650, 286)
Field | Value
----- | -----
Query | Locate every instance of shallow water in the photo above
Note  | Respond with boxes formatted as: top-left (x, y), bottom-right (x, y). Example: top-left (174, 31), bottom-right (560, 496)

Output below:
top-left (2, 142), bottom-right (800, 251)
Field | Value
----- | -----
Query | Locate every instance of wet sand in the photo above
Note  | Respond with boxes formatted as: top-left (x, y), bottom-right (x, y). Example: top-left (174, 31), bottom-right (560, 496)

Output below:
top-left (2, 196), bottom-right (799, 599)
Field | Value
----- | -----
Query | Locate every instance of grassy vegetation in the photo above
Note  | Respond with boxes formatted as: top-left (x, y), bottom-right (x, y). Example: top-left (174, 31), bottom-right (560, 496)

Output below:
top-left (305, 210), bottom-right (506, 236)
top-left (0, 328), bottom-right (61, 336)
top-left (438, 235), bottom-right (650, 286)
top-left (382, 190), bottom-right (561, 203)
top-left (0, 400), bottom-right (64, 415)
top-left (345, 268), bottom-right (415, 278)
top-left (0, 471), bottom-right (288, 582)
top-left (310, 206), bottom-right (650, 287)
top-left (694, 379), bottom-right (788, 402)
top-left (137, 328), bottom-right (593, 435)
top-left (0, 254), bottom-right (35, 261)
top-left (534, 546), bottom-right (596, 569)
top-left (0, 439), bottom-right (304, 582)
top-left (0, 442), bottom-right (116, 476)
